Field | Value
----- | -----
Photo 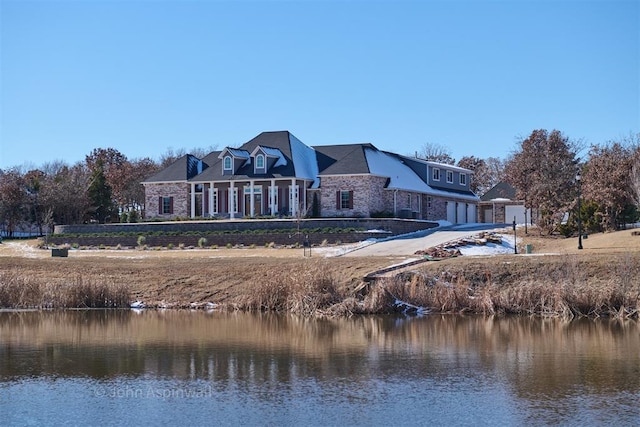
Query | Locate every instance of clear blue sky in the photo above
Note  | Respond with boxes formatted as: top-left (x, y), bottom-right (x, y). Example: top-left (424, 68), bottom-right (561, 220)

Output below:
top-left (1, 0), bottom-right (638, 170)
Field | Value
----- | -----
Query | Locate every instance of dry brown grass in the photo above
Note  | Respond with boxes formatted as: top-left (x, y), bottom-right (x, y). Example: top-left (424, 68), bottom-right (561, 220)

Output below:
top-left (230, 259), bottom-right (344, 316)
top-left (2, 229), bottom-right (640, 317)
top-left (0, 269), bottom-right (130, 308)
top-left (0, 240), bottom-right (395, 310)
top-left (386, 251), bottom-right (640, 318)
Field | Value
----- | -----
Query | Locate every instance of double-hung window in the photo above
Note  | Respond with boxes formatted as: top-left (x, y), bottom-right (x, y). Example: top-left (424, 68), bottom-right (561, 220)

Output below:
top-left (432, 168), bottom-right (440, 181)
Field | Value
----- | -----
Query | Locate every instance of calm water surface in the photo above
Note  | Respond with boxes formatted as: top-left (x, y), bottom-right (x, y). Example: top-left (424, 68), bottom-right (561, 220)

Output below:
top-left (0, 310), bottom-right (638, 426)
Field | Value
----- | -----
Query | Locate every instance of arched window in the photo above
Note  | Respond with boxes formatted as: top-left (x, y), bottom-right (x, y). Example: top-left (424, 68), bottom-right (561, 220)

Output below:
top-left (223, 156), bottom-right (232, 171)
top-left (256, 154), bottom-right (265, 169)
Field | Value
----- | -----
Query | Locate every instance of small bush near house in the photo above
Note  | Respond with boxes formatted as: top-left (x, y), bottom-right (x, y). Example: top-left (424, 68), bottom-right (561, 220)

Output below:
top-left (137, 235), bottom-right (146, 247)
top-left (167, 243), bottom-right (174, 250)
top-left (198, 237), bottom-right (207, 248)
top-left (226, 243), bottom-right (232, 249)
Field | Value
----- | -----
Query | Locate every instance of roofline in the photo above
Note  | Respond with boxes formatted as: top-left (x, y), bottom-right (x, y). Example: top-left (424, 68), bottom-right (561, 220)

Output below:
top-left (142, 180), bottom-right (188, 185)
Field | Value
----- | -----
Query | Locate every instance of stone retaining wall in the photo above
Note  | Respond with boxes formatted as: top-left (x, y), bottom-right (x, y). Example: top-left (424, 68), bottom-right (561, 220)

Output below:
top-left (49, 218), bottom-right (437, 248)
top-left (47, 231), bottom-right (392, 248)
top-left (54, 218), bottom-right (436, 236)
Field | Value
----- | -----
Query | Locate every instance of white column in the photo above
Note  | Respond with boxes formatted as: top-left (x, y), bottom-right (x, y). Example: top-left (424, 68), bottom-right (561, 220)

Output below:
top-left (209, 183), bottom-right (214, 217)
top-left (302, 180), bottom-right (307, 215)
top-left (230, 181), bottom-right (235, 219)
top-left (290, 178), bottom-right (297, 217)
top-left (270, 179), bottom-right (276, 216)
top-left (201, 184), bottom-right (206, 217)
top-left (190, 183), bottom-right (196, 218)
top-left (249, 180), bottom-right (255, 218)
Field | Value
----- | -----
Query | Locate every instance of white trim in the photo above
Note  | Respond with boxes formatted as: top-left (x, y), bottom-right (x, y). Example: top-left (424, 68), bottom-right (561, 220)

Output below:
top-left (270, 179), bottom-right (277, 216)
top-left (211, 187), bottom-right (218, 215)
top-left (255, 154), bottom-right (265, 169)
top-left (432, 167), bottom-right (441, 181)
top-left (190, 183), bottom-right (196, 218)
top-left (289, 179), bottom-right (298, 217)
top-left (223, 156), bottom-right (232, 171)
top-left (446, 170), bottom-right (454, 183)
top-left (459, 173), bottom-right (467, 185)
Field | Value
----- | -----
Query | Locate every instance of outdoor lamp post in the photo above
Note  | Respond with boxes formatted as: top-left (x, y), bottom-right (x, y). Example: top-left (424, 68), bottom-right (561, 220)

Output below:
top-left (576, 173), bottom-right (583, 250)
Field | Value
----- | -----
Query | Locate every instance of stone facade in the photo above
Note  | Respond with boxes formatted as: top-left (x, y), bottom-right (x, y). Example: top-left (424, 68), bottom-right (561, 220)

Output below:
top-left (319, 175), bottom-right (389, 217)
top-left (144, 183), bottom-right (190, 219)
top-left (423, 195), bottom-right (447, 221)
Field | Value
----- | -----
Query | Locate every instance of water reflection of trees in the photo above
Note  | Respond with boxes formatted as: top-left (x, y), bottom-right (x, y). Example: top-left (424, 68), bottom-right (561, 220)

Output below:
top-left (1, 311), bottom-right (639, 397)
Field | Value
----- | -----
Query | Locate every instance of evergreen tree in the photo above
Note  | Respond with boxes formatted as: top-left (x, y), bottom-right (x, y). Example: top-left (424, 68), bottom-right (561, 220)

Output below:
top-left (87, 160), bottom-right (115, 223)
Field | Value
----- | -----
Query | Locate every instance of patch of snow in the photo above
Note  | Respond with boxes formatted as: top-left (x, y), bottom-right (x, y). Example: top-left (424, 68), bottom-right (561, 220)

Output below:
top-left (365, 148), bottom-right (432, 193)
top-left (130, 301), bottom-right (145, 309)
top-left (314, 239), bottom-right (378, 257)
top-left (5, 242), bottom-right (40, 258)
top-left (458, 234), bottom-right (516, 256)
top-left (387, 258), bottom-right (420, 269)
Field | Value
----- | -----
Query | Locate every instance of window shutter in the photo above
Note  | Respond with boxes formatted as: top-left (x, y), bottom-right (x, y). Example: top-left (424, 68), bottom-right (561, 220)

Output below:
top-left (348, 191), bottom-right (354, 209)
top-left (158, 196), bottom-right (163, 214)
top-left (169, 197), bottom-right (174, 214)
top-left (336, 191), bottom-right (341, 210)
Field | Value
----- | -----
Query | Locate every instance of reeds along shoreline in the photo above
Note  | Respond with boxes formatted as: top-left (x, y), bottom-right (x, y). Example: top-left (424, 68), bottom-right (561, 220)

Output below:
top-left (2, 257), bottom-right (639, 319)
top-left (0, 270), bottom-right (130, 309)
top-left (228, 257), bottom-right (640, 319)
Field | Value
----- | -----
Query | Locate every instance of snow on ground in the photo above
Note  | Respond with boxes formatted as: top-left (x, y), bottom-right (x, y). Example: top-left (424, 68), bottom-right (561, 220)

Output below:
top-left (458, 234), bottom-right (516, 256)
top-left (313, 239), bottom-right (378, 257)
top-left (3, 242), bottom-right (41, 258)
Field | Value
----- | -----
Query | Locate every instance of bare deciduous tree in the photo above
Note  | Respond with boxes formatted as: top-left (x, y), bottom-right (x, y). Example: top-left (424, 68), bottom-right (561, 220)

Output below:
top-left (505, 129), bottom-right (578, 234)
top-left (457, 155), bottom-right (505, 195)
top-left (583, 139), bottom-right (637, 230)
top-left (414, 142), bottom-right (455, 165)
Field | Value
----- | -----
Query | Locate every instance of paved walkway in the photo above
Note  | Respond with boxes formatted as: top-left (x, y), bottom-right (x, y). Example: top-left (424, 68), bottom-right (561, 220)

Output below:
top-left (344, 224), bottom-right (508, 257)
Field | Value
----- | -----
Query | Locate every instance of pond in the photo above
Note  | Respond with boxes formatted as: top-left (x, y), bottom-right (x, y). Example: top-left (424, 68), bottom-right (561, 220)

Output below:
top-left (1, 310), bottom-right (638, 426)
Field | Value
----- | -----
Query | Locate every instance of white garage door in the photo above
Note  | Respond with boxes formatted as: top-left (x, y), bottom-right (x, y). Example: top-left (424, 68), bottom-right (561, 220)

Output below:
top-left (466, 204), bottom-right (477, 223)
top-left (447, 202), bottom-right (456, 223)
top-left (505, 205), bottom-right (528, 225)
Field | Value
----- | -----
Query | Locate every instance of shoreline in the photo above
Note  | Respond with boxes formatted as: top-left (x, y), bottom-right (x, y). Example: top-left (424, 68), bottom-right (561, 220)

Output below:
top-left (1, 231), bottom-right (639, 318)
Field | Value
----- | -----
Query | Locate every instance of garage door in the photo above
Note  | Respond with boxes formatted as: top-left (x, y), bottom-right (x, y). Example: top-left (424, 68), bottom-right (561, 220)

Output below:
top-left (505, 205), bottom-right (528, 225)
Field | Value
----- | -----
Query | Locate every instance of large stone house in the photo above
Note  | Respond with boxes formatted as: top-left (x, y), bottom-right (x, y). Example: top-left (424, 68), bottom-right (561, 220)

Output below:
top-left (142, 131), bottom-right (479, 223)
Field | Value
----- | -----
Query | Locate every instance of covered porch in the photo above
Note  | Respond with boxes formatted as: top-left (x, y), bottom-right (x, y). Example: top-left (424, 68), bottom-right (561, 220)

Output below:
top-left (189, 178), bottom-right (311, 219)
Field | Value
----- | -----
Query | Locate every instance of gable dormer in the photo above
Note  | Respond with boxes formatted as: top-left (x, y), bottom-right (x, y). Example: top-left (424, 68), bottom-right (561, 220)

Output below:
top-left (218, 148), bottom-right (250, 176)
top-left (250, 146), bottom-right (288, 174)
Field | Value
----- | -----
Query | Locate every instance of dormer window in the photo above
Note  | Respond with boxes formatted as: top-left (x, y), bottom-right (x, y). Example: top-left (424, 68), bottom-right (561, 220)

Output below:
top-left (446, 170), bottom-right (454, 183)
top-left (223, 156), bottom-right (232, 171)
top-left (432, 167), bottom-right (440, 181)
top-left (459, 173), bottom-right (467, 186)
top-left (256, 154), bottom-right (265, 169)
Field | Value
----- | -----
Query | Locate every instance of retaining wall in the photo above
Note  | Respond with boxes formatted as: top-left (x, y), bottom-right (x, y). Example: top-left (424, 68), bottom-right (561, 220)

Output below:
top-left (49, 218), bottom-right (437, 248)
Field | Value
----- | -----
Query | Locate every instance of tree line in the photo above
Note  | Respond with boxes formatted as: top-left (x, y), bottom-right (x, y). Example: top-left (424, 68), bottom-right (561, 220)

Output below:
top-left (1, 131), bottom-right (639, 237)
top-left (418, 130), bottom-right (640, 235)
top-left (0, 146), bottom-right (214, 237)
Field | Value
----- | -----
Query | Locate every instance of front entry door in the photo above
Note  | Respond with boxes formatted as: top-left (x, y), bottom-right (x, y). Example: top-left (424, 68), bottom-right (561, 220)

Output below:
top-left (244, 193), bottom-right (263, 217)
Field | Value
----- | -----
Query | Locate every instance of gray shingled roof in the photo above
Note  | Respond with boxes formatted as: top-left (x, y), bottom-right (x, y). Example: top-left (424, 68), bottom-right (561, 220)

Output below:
top-left (191, 131), bottom-right (298, 182)
top-left (481, 181), bottom-right (517, 201)
top-left (142, 154), bottom-right (205, 183)
top-left (314, 144), bottom-right (374, 175)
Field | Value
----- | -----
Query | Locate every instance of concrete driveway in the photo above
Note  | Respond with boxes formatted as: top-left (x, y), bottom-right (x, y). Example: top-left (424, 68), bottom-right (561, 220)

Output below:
top-left (344, 224), bottom-right (508, 257)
